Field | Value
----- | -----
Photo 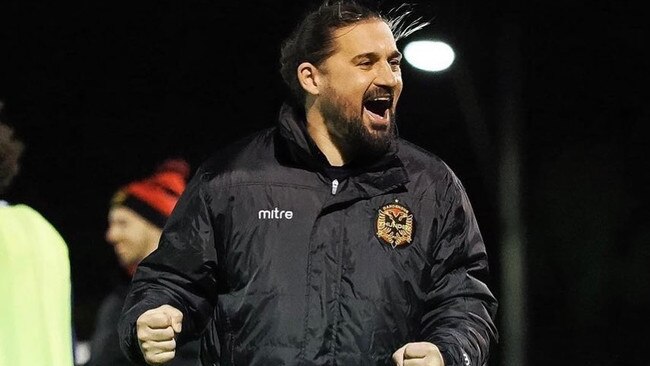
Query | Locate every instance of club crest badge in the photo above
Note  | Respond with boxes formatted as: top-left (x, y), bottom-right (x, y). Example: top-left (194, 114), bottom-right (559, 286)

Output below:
top-left (375, 201), bottom-right (415, 248)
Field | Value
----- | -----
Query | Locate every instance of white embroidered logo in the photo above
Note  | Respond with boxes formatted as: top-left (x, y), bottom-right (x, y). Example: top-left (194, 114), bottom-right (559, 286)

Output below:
top-left (258, 207), bottom-right (294, 220)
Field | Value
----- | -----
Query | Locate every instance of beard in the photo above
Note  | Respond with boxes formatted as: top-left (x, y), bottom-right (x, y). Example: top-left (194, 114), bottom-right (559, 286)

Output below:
top-left (320, 91), bottom-right (397, 163)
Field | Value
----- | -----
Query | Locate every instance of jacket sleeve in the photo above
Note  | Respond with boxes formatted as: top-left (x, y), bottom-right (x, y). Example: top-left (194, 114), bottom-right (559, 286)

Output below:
top-left (118, 168), bottom-right (220, 364)
top-left (422, 172), bottom-right (499, 366)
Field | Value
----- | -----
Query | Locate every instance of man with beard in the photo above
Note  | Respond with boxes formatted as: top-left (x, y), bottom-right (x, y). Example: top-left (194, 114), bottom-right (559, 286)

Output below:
top-left (118, 1), bottom-right (498, 366)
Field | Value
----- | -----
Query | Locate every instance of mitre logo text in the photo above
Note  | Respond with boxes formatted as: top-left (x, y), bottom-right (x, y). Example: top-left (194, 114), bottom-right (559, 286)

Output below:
top-left (258, 207), bottom-right (294, 220)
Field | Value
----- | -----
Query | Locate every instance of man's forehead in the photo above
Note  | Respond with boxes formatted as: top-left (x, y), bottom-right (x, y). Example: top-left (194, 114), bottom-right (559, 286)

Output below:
top-left (331, 20), bottom-right (398, 55)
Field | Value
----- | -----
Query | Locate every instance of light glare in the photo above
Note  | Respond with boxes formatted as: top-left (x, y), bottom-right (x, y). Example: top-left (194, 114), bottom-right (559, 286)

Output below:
top-left (404, 40), bottom-right (455, 72)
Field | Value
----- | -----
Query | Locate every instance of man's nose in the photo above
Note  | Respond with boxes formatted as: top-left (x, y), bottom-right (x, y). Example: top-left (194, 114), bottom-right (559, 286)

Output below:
top-left (105, 226), bottom-right (117, 245)
top-left (375, 62), bottom-right (399, 87)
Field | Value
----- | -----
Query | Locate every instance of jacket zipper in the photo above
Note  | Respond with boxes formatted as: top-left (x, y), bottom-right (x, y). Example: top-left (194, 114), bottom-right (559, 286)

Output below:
top-left (331, 179), bottom-right (339, 195)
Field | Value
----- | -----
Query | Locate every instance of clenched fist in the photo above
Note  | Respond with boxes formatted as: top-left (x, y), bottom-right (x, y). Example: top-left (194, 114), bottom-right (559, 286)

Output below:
top-left (136, 304), bottom-right (183, 365)
top-left (392, 342), bottom-right (444, 366)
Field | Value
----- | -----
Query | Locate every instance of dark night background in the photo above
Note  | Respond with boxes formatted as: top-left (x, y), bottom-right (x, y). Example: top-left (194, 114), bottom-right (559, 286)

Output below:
top-left (1, 1), bottom-right (648, 365)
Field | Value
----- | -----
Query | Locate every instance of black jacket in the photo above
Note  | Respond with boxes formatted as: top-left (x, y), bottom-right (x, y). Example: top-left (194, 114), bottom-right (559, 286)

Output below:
top-left (119, 103), bottom-right (498, 365)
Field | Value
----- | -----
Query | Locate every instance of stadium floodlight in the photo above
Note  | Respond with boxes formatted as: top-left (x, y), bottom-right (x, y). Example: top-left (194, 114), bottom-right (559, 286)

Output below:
top-left (403, 40), bottom-right (455, 72)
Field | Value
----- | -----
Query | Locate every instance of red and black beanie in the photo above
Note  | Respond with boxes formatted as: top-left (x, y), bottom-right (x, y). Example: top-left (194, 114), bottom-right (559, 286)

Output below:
top-left (110, 158), bottom-right (190, 228)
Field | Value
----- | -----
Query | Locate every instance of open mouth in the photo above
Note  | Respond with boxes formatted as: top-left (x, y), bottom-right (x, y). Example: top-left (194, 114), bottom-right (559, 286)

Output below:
top-left (363, 95), bottom-right (392, 128)
top-left (363, 96), bottom-right (392, 116)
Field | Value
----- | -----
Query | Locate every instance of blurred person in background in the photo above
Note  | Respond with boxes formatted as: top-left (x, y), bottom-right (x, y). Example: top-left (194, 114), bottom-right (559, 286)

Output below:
top-left (85, 158), bottom-right (200, 366)
top-left (0, 103), bottom-right (75, 365)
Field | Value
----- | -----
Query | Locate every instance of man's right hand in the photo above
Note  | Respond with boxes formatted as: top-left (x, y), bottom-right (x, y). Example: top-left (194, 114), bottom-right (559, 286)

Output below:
top-left (135, 304), bottom-right (183, 365)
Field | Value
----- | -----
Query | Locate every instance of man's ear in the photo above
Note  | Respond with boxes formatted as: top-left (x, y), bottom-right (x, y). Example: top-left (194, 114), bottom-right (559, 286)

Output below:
top-left (297, 62), bottom-right (320, 95)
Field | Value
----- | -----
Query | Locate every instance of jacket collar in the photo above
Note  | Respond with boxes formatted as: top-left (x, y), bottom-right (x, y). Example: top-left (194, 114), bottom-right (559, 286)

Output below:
top-left (276, 102), bottom-right (410, 198)
top-left (277, 102), bottom-right (329, 169)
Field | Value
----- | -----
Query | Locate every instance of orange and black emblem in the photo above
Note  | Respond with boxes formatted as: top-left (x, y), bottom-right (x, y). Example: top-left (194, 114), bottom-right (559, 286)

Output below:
top-left (375, 201), bottom-right (415, 248)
